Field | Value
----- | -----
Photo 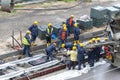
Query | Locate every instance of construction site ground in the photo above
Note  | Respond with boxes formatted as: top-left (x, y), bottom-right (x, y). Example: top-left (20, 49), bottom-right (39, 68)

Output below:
top-left (0, 0), bottom-right (120, 80)
top-left (0, 0), bottom-right (119, 54)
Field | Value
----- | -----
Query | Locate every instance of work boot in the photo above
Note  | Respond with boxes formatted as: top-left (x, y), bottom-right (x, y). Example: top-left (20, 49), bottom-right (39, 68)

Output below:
top-left (77, 40), bottom-right (80, 44)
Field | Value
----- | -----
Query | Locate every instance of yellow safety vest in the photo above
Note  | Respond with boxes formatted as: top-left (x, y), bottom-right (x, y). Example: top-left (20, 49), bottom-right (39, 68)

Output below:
top-left (46, 28), bottom-right (53, 36)
top-left (67, 50), bottom-right (77, 61)
top-left (23, 37), bottom-right (30, 45)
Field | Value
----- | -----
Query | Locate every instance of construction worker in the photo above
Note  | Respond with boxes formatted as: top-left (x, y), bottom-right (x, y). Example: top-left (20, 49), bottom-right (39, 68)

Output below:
top-left (58, 24), bottom-right (68, 48)
top-left (45, 43), bottom-right (57, 61)
top-left (96, 37), bottom-right (101, 43)
top-left (94, 46), bottom-right (101, 62)
top-left (77, 43), bottom-right (86, 70)
top-left (104, 37), bottom-right (108, 41)
top-left (67, 46), bottom-right (77, 70)
top-left (22, 30), bottom-right (32, 57)
top-left (66, 15), bottom-right (75, 35)
top-left (92, 38), bottom-right (96, 43)
top-left (46, 23), bottom-right (54, 47)
top-left (73, 23), bottom-right (80, 44)
top-left (87, 40), bottom-right (95, 67)
top-left (59, 42), bottom-right (73, 51)
top-left (29, 21), bottom-right (39, 46)
top-left (87, 47), bottom-right (95, 67)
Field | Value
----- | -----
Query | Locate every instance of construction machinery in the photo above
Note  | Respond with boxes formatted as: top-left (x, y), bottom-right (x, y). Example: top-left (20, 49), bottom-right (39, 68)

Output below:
top-left (85, 11), bottom-right (120, 67)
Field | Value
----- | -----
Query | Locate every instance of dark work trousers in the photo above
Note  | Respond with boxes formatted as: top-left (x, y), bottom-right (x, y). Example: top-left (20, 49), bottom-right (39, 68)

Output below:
top-left (46, 35), bottom-right (51, 43)
top-left (74, 35), bottom-right (79, 41)
top-left (68, 60), bottom-right (77, 70)
top-left (23, 45), bottom-right (31, 57)
top-left (88, 52), bottom-right (95, 67)
top-left (31, 35), bottom-right (37, 42)
top-left (77, 56), bottom-right (86, 70)
top-left (46, 50), bottom-right (53, 61)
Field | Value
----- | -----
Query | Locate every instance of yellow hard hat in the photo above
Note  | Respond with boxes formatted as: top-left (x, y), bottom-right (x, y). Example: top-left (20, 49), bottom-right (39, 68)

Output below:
top-left (63, 26), bottom-right (67, 31)
top-left (71, 15), bottom-right (74, 18)
top-left (61, 44), bottom-right (65, 48)
top-left (63, 24), bottom-right (67, 27)
top-left (96, 38), bottom-right (100, 41)
top-left (74, 23), bottom-right (77, 27)
top-left (72, 46), bottom-right (76, 50)
top-left (88, 40), bottom-right (92, 44)
top-left (26, 30), bottom-right (31, 34)
top-left (104, 37), bottom-right (108, 41)
top-left (48, 23), bottom-right (52, 27)
top-left (34, 21), bottom-right (38, 25)
top-left (92, 38), bottom-right (96, 41)
top-left (80, 43), bottom-right (84, 47)
top-left (73, 42), bottom-right (77, 46)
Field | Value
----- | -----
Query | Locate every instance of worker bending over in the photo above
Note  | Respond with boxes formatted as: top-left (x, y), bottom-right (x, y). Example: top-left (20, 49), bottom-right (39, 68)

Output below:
top-left (22, 30), bottom-right (32, 57)
top-left (59, 42), bottom-right (73, 51)
top-left (45, 43), bottom-right (57, 61)
top-left (46, 23), bottom-right (54, 47)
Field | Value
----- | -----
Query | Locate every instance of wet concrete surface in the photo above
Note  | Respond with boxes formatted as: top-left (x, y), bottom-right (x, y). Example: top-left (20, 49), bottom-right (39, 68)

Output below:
top-left (68, 63), bottom-right (120, 80)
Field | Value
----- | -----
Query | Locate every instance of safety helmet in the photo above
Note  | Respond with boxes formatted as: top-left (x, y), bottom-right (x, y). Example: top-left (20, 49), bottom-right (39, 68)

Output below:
top-left (61, 44), bottom-right (65, 48)
top-left (96, 38), bottom-right (100, 41)
top-left (72, 46), bottom-right (77, 50)
top-left (104, 37), bottom-right (108, 41)
top-left (80, 43), bottom-right (84, 47)
top-left (92, 38), bottom-right (96, 41)
top-left (73, 42), bottom-right (77, 46)
top-left (53, 43), bottom-right (57, 46)
top-left (48, 23), bottom-right (52, 27)
top-left (88, 40), bottom-right (92, 44)
top-left (71, 15), bottom-right (74, 18)
top-left (26, 30), bottom-right (31, 34)
top-left (63, 26), bottom-right (67, 31)
top-left (62, 24), bottom-right (67, 27)
top-left (74, 23), bottom-right (77, 27)
top-left (34, 21), bottom-right (38, 25)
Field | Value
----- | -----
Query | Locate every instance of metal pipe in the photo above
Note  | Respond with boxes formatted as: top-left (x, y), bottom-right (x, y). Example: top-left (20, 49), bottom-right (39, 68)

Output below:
top-left (12, 30), bottom-right (15, 48)
top-left (11, 35), bottom-right (22, 48)
top-left (20, 30), bottom-right (23, 47)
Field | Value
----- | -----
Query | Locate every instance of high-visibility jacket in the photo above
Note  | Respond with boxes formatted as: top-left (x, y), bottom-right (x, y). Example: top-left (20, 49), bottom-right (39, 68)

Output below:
top-left (23, 34), bottom-right (31, 45)
top-left (67, 50), bottom-right (77, 61)
top-left (46, 27), bottom-right (53, 36)
top-left (61, 30), bottom-right (66, 40)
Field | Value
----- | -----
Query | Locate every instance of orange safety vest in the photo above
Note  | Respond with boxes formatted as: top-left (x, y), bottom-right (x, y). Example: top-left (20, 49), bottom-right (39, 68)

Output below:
top-left (61, 30), bottom-right (66, 40)
top-left (69, 18), bottom-right (73, 26)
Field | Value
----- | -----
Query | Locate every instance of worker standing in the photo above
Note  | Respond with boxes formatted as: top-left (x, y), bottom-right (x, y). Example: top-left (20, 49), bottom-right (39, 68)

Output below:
top-left (22, 30), bottom-right (32, 57)
top-left (45, 43), bottom-right (57, 61)
top-left (87, 40), bottom-right (95, 67)
top-left (66, 15), bottom-right (75, 35)
top-left (67, 46), bottom-right (77, 70)
top-left (46, 23), bottom-right (54, 47)
top-left (29, 21), bottom-right (39, 46)
top-left (77, 43), bottom-right (86, 70)
top-left (73, 23), bottom-right (80, 44)
top-left (58, 24), bottom-right (68, 48)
